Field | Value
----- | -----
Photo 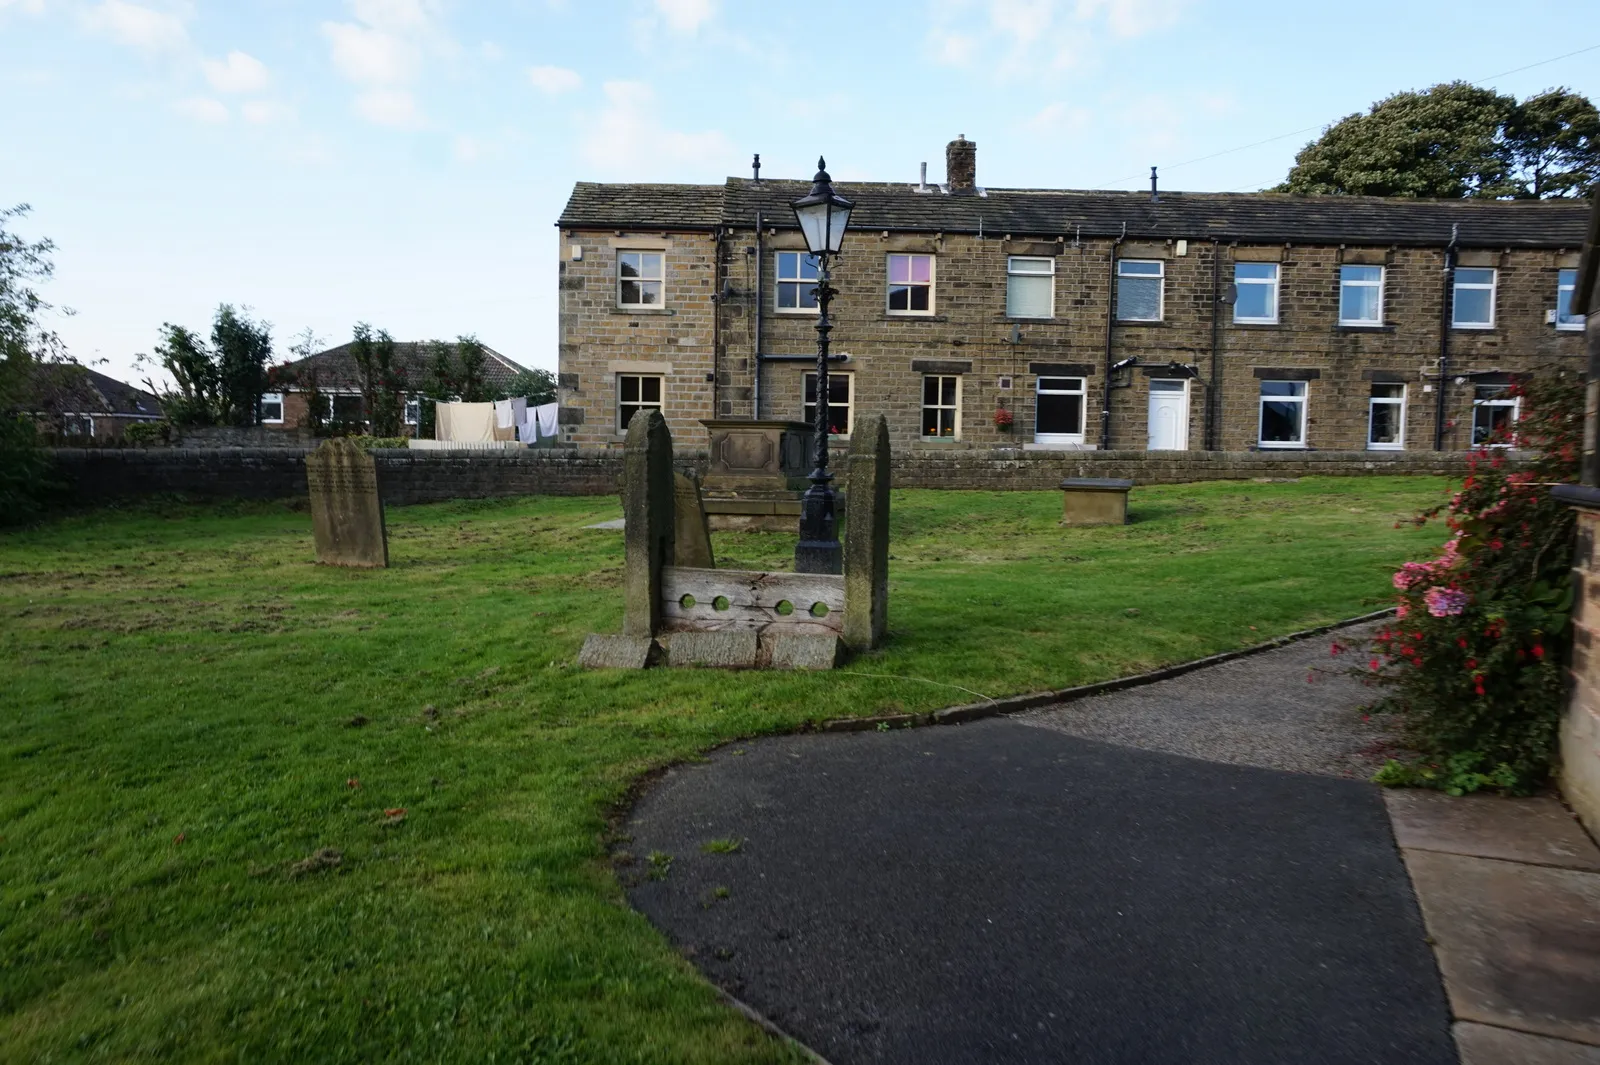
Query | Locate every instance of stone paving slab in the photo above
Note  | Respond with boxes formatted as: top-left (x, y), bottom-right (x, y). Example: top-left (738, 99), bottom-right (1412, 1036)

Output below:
top-left (1404, 850), bottom-right (1600, 1047)
top-left (1387, 791), bottom-right (1600, 871)
top-left (1455, 1022), bottom-right (1600, 1065)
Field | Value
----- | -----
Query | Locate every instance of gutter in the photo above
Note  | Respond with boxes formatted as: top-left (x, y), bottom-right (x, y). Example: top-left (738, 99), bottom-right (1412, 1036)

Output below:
top-left (753, 211), bottom-right (763, 419)
top-left (1100, 224), bottom-right (1125, 449)
top-left (1208, 238), bottom-right (1222, 451)
top-left (1434, 224), bottom-right (1459, 451)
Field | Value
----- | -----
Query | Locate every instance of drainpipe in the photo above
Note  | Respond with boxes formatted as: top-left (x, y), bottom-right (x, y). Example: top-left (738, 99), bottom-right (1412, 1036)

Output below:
top-left (1100, 224), bottom-right (1126, 449)
top-left (712, 225), bottom-right (723, 421)
top-left (1433, 223), bottom-right (1459, 451)
top-left (1208, 238), bottom-right (1222, 451)
top-left (753, 210), bottom-right (763, 419)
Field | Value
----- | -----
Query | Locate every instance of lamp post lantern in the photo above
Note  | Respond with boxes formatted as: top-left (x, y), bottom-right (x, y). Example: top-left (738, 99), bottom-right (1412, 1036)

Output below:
top-left (790, 157), bottom-right (855, 574)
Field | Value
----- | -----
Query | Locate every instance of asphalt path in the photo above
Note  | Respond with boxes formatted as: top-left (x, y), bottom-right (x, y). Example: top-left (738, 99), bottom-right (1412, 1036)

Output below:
top-left (620, 634), bottom-right (1458, 1064)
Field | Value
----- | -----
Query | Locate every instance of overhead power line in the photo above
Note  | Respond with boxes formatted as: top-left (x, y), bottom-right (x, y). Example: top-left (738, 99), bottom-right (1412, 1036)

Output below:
top-left (1085, 40), bottom-right (1600, 190)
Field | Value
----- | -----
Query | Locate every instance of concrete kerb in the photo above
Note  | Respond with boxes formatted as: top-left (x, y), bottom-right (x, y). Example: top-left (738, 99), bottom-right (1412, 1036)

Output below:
top-left (817, 607), bottom-right (1397, 733)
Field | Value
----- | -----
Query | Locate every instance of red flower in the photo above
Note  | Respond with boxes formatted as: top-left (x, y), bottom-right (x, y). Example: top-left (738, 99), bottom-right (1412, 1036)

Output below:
top-left (1456, 637), bottom-right (1468, 650)
top-left (1369, 657), bottom-right (1381, 671)
top-left (1473, 674), bottom-right (1485, 696)
top-left (1533, 644), bottom-right (1545, 659)
top-left (1466, 658), bottom-right (1477, 669)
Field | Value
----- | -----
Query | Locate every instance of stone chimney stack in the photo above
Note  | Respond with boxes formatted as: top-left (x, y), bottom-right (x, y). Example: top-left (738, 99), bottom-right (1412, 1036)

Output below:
top-left (946, 135), bottom-right (976, 194)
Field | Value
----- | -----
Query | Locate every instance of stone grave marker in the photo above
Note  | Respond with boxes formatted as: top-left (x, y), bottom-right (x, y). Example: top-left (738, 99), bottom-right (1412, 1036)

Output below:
top-left (673, 470), bottom-right (715, 569)
top-left (306, 438), bottom-right (388, 568)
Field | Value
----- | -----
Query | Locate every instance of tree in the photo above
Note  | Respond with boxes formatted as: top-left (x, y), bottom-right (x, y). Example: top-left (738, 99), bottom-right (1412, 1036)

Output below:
top-left (211, 304), bottom-right (272, 426)
top-left (1278, 82), bottom-right (1599, 199)
top-left (1, 204), bottom-right (68, 523)
top-left (349, 322), bottom-right (406, 437)
top-left (505, 368), bottom-right (557, 406)
top-left (1503, 89), bottom-right (1600, 199)
top-left (147, 323), bottom-right (219, 427)
top-left (139, 305), bottom-right (274, 428)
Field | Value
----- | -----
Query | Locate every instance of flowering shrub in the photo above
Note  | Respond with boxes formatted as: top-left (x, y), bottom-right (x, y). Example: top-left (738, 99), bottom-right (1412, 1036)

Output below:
top-left (1367, 374), bottom-right (1582, 795)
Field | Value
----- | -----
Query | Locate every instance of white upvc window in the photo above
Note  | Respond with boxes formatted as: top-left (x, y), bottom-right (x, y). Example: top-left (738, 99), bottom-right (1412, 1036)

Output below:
top-left (1472, 384), bottom-right (1520, 447)
top-left (258, 392), bottom-right (284, 424)
top-left (776, 251), bottom-right (820, 313)
top-left (1035, 376), bottom-right (1086, 444)
top-left (1338, 265), bottom-right (1384, 325)
top-left (1258, 380), bottom-right (1307, 448)
top-left (404, 397), bottom-right (421, 426)
top-left (887, 254), bottom-right (935, 315)
top-left (1368, 383), bottom-right (1405, 450)
top-left (1116, 260), bottom-right (1163, 321)
top-left (802, 371), bottom-right (852, 435)
top-left (1452, 267), bottom-right (1497, 329)
top-left (617, 373), bottom-right (663, 431)
top-left (63, 414), bottom-right (94, 437)
top-left (1557, 268), bottom-right (1585, 330)
top-left (1006, 256), bottom-right (1054, 319)
top-left (921, 375), bottom-right (961, 439)
top-left (617, 251), bottom-right (664, 309)
top-left (1233, 262), bottom-right (1279, 324)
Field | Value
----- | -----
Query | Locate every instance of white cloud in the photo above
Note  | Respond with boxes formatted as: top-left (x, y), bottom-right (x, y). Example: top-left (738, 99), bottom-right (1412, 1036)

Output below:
top-left (579, 80), bottom-right (732, 179)
top-left (527, 64), bottom-right (581, 94)
top-left (241, 99), bottom-right (294, 124)
top-left (653, 0), bottom-right (713, 33)
top-left (0, 0), bottom-right (48, 15)
top-left (1025, 101), bottom-right (1091, 135)
top-left (479, 40), bottom-right (503, 61)
top-left (349, 0), bottom-right (435, 33)
top-left (354, 87), bottom-right (423, 128)
top-left (202, 50), bottom-right (269, 93)
top-left (929, 0), bottom-right (1188, 77)
top-left (174, 96), bottom-right (228, 123)
top-left (322, 20), bottom-right (418, 84)
top-left (81, 0), bottom-right (188, 53)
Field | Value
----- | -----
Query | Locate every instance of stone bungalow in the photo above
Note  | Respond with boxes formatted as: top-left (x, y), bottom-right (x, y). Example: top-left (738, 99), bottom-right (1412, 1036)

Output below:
top-left (24, 365), bottom-right (164, 442)
top-left (555, 137), bottom-right (1589, 454)
top-left (262, 341), bottom-right (529, 435)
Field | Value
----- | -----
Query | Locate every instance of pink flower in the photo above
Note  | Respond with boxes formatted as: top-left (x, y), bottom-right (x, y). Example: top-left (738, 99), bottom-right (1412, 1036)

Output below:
top-left (1424, 586), bottom-right (1469, 617)
top-left (1396, 601), bottom-right (1410, 619)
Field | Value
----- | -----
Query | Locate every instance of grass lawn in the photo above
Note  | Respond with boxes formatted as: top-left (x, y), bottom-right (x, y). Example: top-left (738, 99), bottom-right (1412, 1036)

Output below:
top-left (0, 477), bottom-right (1446, 1062)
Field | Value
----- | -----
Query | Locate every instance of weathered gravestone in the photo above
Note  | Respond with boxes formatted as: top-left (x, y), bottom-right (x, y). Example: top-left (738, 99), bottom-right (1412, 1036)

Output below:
top-left (673, 470), bottom-right (715, 569)
top-left (306, 438), bottom-right (388, 568)
top-left (579, 409), bottom-right (892, 671)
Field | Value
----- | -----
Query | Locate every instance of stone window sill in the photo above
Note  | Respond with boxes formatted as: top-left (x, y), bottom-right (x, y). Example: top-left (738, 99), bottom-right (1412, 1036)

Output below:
top-left (612, 307), bottom-right (675, 317)
top-left (881, 314), bottom-right (949, 323)
top-left (1115, 319), bottom-right (1168, 328)
top-left (1335, 324), bottom-right (1395, 333)
top-left (1229, 322), bottom-right (1282, 330)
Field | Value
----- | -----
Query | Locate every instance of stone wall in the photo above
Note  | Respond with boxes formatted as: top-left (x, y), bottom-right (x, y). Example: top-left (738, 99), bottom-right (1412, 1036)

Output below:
top-left (177, 424), bottom-right (318, 448)
top-left (49, 445), bottom-right (1476, 509)
top-left (1563, 504), bottom-right (1600, 838)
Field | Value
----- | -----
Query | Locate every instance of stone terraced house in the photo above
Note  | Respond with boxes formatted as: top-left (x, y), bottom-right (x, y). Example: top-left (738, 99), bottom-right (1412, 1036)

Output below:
top-left (555, 137), bottom-right (1590, 455)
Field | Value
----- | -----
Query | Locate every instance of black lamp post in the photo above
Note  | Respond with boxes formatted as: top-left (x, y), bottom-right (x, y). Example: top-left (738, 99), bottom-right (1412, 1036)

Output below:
top-left (791, 157), bottom-right (854, 575)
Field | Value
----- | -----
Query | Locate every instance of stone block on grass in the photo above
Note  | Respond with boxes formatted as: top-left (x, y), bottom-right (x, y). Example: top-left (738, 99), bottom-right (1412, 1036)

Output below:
top-left (578, 634), bottom-right (660, 670)
top-left (664, 630), bottom-right (759, 668)
top-left (767, 633), bottom-right (842, 671)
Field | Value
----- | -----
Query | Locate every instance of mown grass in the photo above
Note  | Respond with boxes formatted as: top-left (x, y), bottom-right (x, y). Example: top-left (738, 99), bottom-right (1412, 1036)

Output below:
top-left (0, 478), bottom-right (1446, 1062)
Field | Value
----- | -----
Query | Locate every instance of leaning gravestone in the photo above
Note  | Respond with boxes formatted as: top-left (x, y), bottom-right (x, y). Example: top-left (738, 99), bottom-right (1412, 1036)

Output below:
top-left (306, 438), bottom-right (388, 568)
top-left (673, 470), bottom-right (715, 569)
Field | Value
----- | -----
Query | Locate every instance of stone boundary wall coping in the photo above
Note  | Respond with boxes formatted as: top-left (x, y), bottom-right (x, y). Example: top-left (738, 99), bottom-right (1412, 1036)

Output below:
top-left (47, 446), bottom-right (1483, 507)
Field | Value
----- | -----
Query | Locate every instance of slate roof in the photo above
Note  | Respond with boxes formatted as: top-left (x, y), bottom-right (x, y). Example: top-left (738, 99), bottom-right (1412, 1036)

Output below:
top-left (559, 176), bottom-right (1592, 249)
top-left (25, 365), bottom-right (164, 418)
top-left (274, 341), bottom-right (529, 391)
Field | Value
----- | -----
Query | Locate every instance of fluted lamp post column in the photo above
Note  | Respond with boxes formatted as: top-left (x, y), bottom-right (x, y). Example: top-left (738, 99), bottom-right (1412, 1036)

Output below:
top-left (790, 158), bottom-right (855, 575)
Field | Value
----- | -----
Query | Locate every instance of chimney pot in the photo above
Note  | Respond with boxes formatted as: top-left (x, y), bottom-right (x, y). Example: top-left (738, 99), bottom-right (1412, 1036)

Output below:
top-left (947, 136), bottom-right (977, 195)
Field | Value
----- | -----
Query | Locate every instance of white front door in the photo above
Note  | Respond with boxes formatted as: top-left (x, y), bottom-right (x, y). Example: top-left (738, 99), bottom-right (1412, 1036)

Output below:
top-left (1147, 379), bottom-right (1189, 451)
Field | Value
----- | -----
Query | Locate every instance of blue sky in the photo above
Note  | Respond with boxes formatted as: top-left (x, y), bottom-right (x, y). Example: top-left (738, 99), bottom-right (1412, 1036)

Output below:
top-left (2, 0), bottom-right (1596, 388)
